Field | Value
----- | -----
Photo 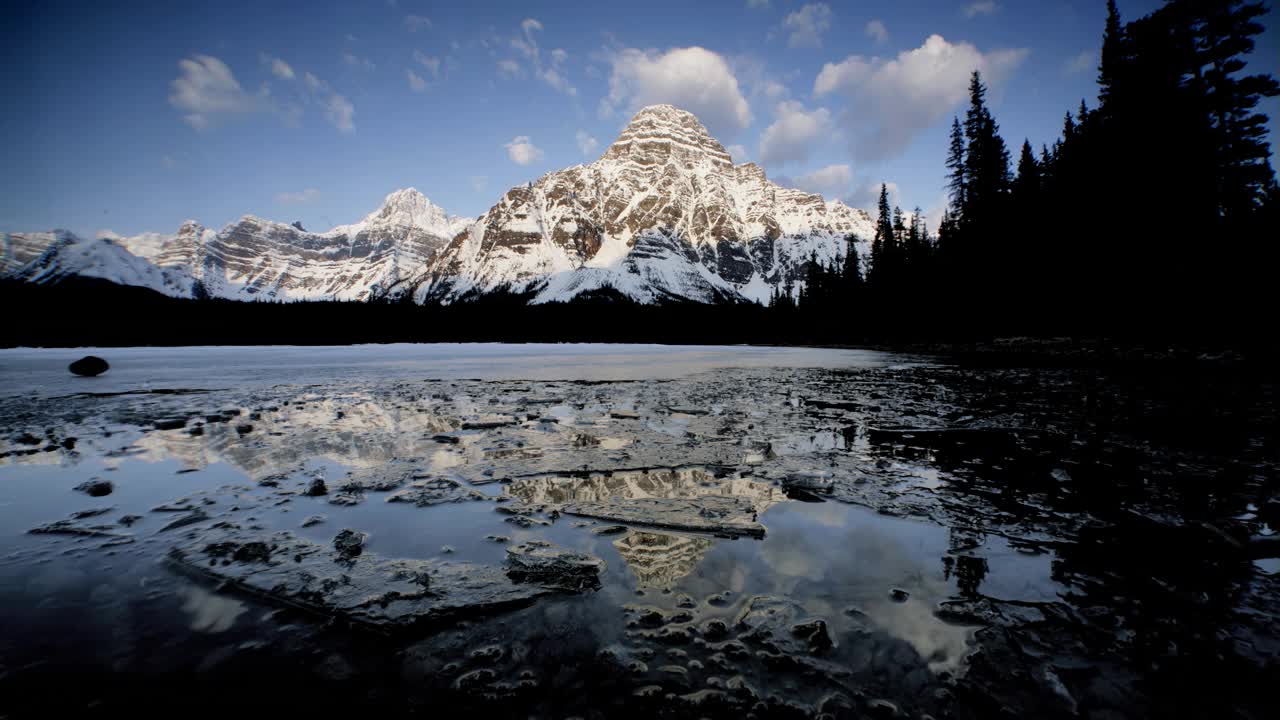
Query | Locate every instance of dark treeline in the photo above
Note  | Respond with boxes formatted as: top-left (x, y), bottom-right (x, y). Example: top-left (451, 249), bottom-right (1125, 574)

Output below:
top-left (772, 0), bottom-right (1278, 343)
top-left (0, 278), bottom-right (794, 347)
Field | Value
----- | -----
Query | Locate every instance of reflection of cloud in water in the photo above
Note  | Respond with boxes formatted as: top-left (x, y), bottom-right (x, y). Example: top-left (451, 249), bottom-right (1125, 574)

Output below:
top-left (614, 531), bottom-right (714, 588)
top-left (868, 598), bottom-right (972, 674)
top-left (756, 517), bottom-right (973, 675)
top-left (799, 501), bottom-right (854, 528)
top-left (179, 584), bottom-right (247, 633)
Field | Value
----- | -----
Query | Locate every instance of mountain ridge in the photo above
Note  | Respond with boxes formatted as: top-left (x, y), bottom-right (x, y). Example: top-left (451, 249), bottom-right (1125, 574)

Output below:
top-left (2, 104), bottom-right (874, 305)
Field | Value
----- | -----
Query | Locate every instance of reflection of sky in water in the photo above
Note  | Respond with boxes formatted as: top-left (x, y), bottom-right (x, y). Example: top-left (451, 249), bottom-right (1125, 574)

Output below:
top-left (1255, 558), bottom-right (1280, 575)
top-left (603, 499), bottom-right (1050, 676)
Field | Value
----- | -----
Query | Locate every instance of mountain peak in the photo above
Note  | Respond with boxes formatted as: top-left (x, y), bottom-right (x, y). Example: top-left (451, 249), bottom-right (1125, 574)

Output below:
top-left (381, 187), bottom-right (427, 206)
top-left (366, 187), bottom-right (443, 225)
top-left (604, 104), bottom-right (732, 169)
top-left (629, 103), bottom-right (698, 121)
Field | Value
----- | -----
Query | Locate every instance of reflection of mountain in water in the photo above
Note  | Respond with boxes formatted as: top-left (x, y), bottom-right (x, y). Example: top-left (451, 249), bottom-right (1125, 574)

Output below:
top-left (614, 531), bottom-right (714, 588)
top-left (127, 396), bottom-right (459, 478)
top-left (505, 466), bottom-right (784, 510)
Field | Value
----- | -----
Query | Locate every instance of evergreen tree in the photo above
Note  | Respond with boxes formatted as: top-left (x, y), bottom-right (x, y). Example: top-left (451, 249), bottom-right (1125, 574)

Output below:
top-left (868, 184), bottom-right (894, 289)
top-left (1012, 140), bottom-right (1041, 202)
top-left (841, 234), bottom-right (863, 290)
top-left (962, 71), bottom-right (1011, 222)
top-left (892, 206), bottom-right (906, 248)
top-left (945, 117), bottom-right (967, 218)
top-left (803, 251), bottom-right (824, 308)
top-left (1193, 0), bottom-right (1280, 219)
top-left (937, 208), bottom-right (954, 242)
top-left (780, 276), bottom-right (796, 311)
top-left (1061, 111), bottom-right (1077, 144)
top-left (1098, 0), bottom-right (1126, 109)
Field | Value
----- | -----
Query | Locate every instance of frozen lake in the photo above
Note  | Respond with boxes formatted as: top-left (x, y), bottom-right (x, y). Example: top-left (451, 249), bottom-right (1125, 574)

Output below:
top-left (0, 343), bottom-right (926, 397)
top-left (0, 345), bottom-right (1275, 718)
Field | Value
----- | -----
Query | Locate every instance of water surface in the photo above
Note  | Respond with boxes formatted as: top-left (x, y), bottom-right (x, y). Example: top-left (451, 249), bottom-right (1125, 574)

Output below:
top-left (0, 344), bottom-right (1275, 718)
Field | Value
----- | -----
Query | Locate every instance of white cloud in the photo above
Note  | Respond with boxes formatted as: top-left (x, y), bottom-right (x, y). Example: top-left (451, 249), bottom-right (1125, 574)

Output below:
top-left (413, 50), bottom-right (441, 79)
top-left (504, 19), bottom-right (576, 96)
top-left (497, 59), bottom-right (522, 78)
top-left (964, 1), bottom-right (997, 18)
top-left (795, 164), bottom-right (852, 196)
top-left (783, 3), bottom-right (833, 48)
top-left (407, 69), bottom-right (427, 92)
top-left (269, 57), bottom-right (295, 80)
top-left (291, 70), bottom-right (357, 133)
top-left (505, 136), bottom-right (544, 165)
top-left (763, 81), bottom-right (788, 101)
top-left (540, 67), bottom-right (575, 96)
top-left (1064, 49), bottom-right (1095, 75)
top-left (174, 55), bottom-right (354, 133)
top-left (731, 54), bottom-right (791, 107)
top-left (325, 93), bottom-right (355, 133)
top-left (169, 55), bottom-right (259, 130)
top-left (727, 144), bottom-right (748, 161)
top-left (404, 15), bottom-right (432, 32)
top-left (342, 52), bottom-right (375, 71)
top-left (576, 129), bottom-right (599, 156)
top-left (276, 188), bottom-right (320, 205)
top-left (602, 46), bottom-right (751, 137)
top-left (747, 0), bottom-right (769, 8)
top-left (845, 180), bottom-right (901, 210)
top-left (758, 101), bottom-right (832, 166)
top-left (814, 34), bottom-right (1028, 161)
top-left (865, 20), bottom-right (888, 44)
top-left (469, 176), bottom-right (488, 192)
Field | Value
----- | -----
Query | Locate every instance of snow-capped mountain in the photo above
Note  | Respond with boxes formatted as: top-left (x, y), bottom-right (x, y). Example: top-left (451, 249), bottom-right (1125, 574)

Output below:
top-left (415, 104), bottom-right (873, 304)
top-left (7, 231), bottom-right (197, 297)
top-left (4, 189), bottom-right (471, 302)
top-left (2, 105), bottom-right (875, 305)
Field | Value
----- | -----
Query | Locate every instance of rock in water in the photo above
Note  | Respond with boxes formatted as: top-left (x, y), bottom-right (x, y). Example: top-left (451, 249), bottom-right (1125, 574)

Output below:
top-left (505, 541), bottom-right (605, 590)
top-left (74, 479), bottom-right (114, 497)
top-left (333, 529), bottom-right (368, 559)
top-left (68, 356), bottom-right (109, 377)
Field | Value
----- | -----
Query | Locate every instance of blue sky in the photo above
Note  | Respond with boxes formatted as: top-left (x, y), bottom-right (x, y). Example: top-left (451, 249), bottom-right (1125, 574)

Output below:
top-left (2, 0), bottom-right (1277, 238)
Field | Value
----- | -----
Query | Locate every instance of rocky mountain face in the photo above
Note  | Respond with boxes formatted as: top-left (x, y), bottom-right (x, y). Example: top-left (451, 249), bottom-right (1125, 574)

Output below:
top-left (3, 189), bottom-right (470, 302)
top-left (3, 105), bottom-right (874, 305)
top-left (416, 104), bottom-right (873, 304)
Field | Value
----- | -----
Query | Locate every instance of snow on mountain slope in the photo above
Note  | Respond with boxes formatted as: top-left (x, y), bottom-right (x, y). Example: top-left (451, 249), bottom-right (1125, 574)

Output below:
top-left (1, 232), bottom-right (60, 275)
top-left (9, 232), bottom-right (196, 297)
top-left (415, 104), bottom-right (874, 304)
top-left (4, 107), bottom-right (876, 306)
top-left (3, 189), bottom-right (472, 302)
